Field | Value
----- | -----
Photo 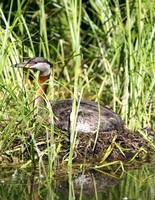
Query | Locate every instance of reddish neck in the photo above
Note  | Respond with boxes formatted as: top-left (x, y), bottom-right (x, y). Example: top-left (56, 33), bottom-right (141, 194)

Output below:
top-left (34, 74), bottom-right (50, 107)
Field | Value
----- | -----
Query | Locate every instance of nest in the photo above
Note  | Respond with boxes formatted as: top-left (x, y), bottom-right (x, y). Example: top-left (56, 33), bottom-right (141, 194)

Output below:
top-left (30, 127), bottom-right (155, 164)
top-left (58, 129), bottom-right (155, 163)
top-left (0, 123), bottom-right (155, 165)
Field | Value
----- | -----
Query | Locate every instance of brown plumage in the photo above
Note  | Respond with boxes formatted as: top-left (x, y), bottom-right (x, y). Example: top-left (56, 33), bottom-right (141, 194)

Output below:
top-left (13, 57), bottom-right (154, 162)
top-left (14, 57), bottom-right (125, 135)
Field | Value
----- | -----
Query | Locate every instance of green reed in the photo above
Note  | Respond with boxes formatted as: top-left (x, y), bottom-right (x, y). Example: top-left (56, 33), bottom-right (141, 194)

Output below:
top-left (0, 0), bottom-right (154, 174)
top-left (63, 0), bottom-right (82, 166)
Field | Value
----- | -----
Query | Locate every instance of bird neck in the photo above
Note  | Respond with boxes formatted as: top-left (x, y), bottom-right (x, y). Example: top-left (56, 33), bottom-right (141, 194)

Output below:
top-left (34, 74), bottom-right (50, 107)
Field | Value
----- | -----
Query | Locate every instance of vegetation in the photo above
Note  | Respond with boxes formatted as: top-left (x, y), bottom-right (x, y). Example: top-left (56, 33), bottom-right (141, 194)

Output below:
top-left (0, 0), bottom-right (155, 172)
top-left (0, 162), bottom-right (155, 200)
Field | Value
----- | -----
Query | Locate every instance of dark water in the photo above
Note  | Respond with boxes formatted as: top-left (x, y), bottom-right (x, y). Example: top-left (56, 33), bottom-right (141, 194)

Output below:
top-left (0, 160), bottom-right (155, 200)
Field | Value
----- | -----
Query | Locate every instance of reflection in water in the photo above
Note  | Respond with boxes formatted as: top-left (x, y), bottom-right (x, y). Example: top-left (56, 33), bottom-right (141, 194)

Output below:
top-left (57, 171), bottom-right (120, 199)
top-left (0, 161), bottom-right (155, 200)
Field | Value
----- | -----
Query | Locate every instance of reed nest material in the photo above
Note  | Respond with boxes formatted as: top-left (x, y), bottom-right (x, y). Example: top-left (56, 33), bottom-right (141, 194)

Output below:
top-left (0, 121), bottom-right (155, 165)
top-left (57, 129), bottom-right (155, 163)
top-left (73, 130), bottom-right (152, 162)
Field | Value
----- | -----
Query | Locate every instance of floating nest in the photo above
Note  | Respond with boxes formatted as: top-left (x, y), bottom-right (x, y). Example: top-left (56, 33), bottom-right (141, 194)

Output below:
top-left (55, 128), bottom-right (155, 163)
top-left (0, 119), bottom-right (155, 165)
top-left (22, 129), bottom-right (155, 163)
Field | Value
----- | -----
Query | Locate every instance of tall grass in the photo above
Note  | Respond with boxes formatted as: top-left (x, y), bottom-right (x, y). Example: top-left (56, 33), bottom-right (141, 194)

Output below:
top-left (0, 0), bottom-right (154, 171)
top-left (63, 0), bottom-right (82, 166)
top-left (0, 1), bottom-right (155, 200)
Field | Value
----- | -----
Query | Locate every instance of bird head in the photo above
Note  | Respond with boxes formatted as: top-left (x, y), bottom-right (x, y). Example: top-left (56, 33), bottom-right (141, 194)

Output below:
top-left (14, 57), bottom-right (52, 77)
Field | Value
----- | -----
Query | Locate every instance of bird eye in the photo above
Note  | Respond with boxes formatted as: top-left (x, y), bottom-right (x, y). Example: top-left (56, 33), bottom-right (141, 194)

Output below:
top-left (30, 61), bottom-right (37, 65)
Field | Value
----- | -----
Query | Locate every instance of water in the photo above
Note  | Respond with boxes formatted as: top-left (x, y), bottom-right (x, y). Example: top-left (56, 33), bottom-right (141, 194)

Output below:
top-left (0, 161), bottom-right (155, 200)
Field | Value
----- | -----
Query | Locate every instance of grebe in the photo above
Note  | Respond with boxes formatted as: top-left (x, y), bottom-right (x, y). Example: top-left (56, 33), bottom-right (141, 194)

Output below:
top-left (14, 57), bottom-right (124, 134)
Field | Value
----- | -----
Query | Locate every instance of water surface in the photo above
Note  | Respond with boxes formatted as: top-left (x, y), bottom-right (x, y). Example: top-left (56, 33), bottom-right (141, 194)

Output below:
top-left (0, 160), bottom-right (155, 200)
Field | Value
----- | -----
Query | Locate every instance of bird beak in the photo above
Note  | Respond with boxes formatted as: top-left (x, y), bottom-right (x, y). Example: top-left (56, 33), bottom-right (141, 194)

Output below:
top-left (12, 62), bottom-right (30, 69)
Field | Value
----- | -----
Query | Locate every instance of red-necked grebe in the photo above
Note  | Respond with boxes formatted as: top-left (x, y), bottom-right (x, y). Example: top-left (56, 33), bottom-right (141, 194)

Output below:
top-left (14, 57), bottom-right (124, 134)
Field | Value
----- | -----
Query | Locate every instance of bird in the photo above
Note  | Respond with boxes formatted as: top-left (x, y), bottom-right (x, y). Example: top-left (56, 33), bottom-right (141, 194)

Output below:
top-left (13, 57), bottom-right (125, 135)
top-left (13, 57), bottom-right (155, 163)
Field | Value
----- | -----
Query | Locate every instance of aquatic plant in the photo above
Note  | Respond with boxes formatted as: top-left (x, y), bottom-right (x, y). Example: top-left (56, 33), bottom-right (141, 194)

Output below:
top-left (0, 0), bottom-right (154, 175)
